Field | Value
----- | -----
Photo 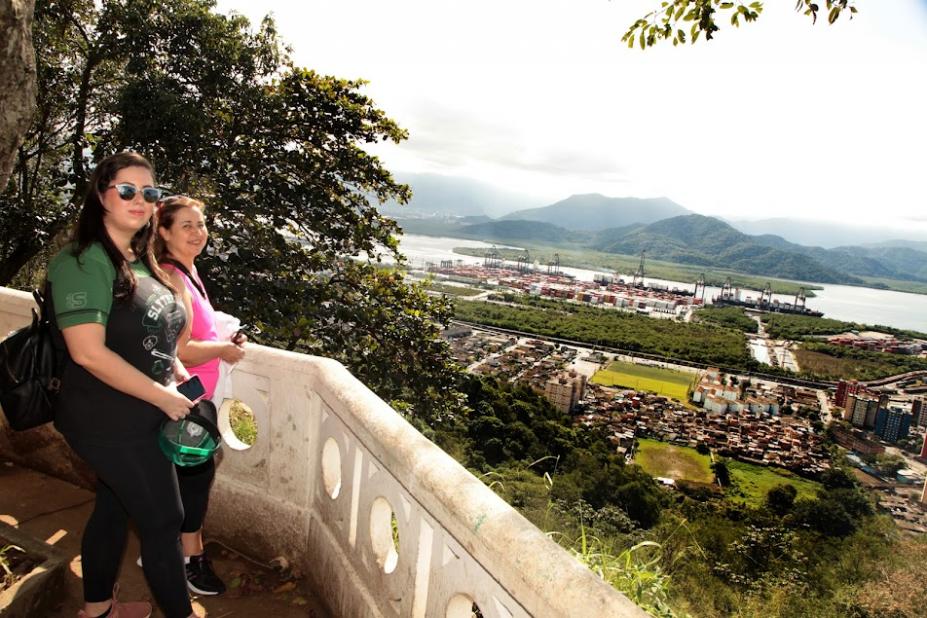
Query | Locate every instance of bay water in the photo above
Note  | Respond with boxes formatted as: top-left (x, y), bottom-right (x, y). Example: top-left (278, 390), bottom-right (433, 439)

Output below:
top-left (396, 234), bottom-right (927, 333)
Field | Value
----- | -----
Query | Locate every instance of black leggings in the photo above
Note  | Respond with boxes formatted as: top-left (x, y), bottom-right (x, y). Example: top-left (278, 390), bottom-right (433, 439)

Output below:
top-left (176, 457), bottom-right (215, 534)
top-left (66, 434), bottom-right (193, 618)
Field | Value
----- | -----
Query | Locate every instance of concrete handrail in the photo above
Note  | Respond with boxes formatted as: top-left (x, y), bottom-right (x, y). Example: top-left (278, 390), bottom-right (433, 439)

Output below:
top-left (0, 286), bottom-right (647, 618)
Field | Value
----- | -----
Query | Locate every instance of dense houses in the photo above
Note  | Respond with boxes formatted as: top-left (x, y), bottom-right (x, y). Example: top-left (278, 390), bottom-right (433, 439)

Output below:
top-left (691, 368), bottom-right (780, 415)
top-left (443, 326), bottom-right (515, 368)
top-left (575, 382), bottom-right (830, 477)
top-left (443, 327), bottom-right (585, 410)
top-left (444, 325), bottom-right (927, 536)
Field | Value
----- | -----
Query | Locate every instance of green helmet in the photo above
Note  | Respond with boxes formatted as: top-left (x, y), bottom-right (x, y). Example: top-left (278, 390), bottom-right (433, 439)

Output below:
top-left (159, 400), bottom-right (221, 467)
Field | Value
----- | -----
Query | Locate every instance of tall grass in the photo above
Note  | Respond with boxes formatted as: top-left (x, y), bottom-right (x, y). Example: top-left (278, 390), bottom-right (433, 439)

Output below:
top-left (518, 456), bottom-right (683, 618)
top-left (568, 531), bottom-right (680, 618)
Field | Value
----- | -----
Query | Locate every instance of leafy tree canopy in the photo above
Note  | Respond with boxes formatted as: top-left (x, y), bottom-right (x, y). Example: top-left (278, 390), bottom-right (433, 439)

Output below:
top-left (712, 458), bottom-right (732, 487)
top-left (2, 0), bottom-right (462, 424)
top-left (765, 483), bottom-right (797, 516)
top-left (625, 0), bottom-right (858, 49)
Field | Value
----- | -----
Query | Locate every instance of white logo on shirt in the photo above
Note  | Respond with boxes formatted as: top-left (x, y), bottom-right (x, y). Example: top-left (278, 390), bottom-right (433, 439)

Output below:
top-left (66, 292), bottom-right (88, 309)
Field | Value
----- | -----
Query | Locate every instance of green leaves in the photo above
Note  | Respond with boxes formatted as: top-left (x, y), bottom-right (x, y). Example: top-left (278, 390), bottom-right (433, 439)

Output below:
top-left (624, 0), bottom-right (856, 49)
top-left (2, 0), bottom-right (465, 425)
top-left (794, 0), bottom-right (857, 26)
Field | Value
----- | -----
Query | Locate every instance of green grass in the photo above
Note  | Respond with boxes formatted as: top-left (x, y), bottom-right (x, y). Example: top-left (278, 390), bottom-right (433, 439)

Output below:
top-left (725, 460), bottom-right (821, 507)
top-left (634, 439), bottom-right (714, 484)
top-left (634, 439), bottom-right (822, 507)
top-left (229, 401), bottom-right (257, 446)
top-left (591, 361), bottom-right (696, 401)
top-left (858, 275), bottom-right (927, 296)
top-left (426, 282), bottom-right (483, 297)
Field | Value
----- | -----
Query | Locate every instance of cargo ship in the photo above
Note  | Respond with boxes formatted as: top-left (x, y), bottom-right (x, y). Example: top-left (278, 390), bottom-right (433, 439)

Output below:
top-left (711, 279), bottom-right (824, 317)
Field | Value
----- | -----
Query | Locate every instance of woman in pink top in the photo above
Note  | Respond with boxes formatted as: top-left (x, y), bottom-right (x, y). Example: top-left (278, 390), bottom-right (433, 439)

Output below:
top-left (154, 196), bottom-right (245, 596)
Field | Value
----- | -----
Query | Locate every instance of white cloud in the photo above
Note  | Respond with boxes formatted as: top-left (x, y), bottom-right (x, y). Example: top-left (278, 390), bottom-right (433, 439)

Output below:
top-left (215, 0), bottom-right (927, 231)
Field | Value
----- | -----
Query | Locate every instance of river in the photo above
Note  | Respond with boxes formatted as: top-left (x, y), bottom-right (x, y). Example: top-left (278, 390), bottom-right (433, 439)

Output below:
top-left (396, 234), bottom-right (927, 333)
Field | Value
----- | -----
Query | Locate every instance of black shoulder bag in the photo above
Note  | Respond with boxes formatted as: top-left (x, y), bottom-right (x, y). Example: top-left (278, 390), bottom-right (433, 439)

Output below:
top-left (0, 288), bottom-right (68, 430)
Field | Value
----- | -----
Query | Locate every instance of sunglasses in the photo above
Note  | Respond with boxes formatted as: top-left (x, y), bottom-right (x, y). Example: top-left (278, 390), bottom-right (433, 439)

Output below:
top-left (105, 183), bottom-right (165, 204)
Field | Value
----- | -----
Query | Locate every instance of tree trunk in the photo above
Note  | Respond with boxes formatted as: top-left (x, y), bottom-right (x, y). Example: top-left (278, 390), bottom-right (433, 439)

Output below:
top-left (0, 0), bottom-right (37, 191)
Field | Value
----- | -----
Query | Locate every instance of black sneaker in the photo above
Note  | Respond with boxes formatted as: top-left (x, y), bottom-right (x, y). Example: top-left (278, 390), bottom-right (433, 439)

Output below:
top-left (186, 552), bottom-right (226, 596)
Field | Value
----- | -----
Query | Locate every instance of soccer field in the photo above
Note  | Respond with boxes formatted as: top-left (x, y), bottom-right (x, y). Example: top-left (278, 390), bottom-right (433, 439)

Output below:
top-left (726, 460), bottom-right (821, 507)
top-left (634, 438), bottom-right (714, 484)
top-left (591, 360), bottom-right (695, 401)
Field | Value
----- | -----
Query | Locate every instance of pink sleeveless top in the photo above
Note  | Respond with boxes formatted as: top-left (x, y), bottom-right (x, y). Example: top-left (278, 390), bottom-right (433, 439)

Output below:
top-left (163, 263), bottom-right (220, 398)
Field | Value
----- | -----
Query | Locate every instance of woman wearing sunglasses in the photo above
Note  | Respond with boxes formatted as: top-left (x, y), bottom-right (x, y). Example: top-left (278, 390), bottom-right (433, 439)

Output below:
top-left (152, 195), bottom-right (247, 597)
top-left (47, 151), bottom-right (199, 618)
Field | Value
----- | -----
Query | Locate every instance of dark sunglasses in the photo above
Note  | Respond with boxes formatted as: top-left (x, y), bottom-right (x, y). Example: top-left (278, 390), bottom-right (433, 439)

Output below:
top-left (105, 183), bottom-right (165, 203)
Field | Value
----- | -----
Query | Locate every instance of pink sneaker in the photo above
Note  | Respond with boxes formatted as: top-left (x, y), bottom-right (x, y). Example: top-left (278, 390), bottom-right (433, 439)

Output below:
top-left (77, 584), bottom-right (152, 618)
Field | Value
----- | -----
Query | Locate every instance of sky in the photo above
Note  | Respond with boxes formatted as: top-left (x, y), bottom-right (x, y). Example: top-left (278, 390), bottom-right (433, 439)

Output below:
top-left (213, 0), bottom-right (927, 232)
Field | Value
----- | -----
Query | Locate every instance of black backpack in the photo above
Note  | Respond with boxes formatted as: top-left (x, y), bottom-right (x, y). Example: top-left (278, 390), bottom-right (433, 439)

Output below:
top-left (0, 288), bottom-right (68, 430)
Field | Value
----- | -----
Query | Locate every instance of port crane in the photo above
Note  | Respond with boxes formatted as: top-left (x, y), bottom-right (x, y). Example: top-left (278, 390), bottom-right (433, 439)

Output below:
top-left (483, 246), bottom-right (502, 269)
top-left (694, 273), bottom-right (707, 301)
top-left (631, 250), bottom-right (646, 287)
top-left (793, 287), bottom-right (807, 310)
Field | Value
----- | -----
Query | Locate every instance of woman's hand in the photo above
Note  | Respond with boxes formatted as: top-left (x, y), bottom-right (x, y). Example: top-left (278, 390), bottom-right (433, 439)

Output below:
top-left (173, 361), bottom-right (191, 384)
top-left (219, 340), bottom-right (246, 363)
top-left (155, 384), bottom-right (195, 421)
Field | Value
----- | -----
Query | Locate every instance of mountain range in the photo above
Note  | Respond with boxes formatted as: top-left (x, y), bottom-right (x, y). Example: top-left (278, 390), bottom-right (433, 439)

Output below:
top-left (498, 194), bottom-right (691, 231)
top-left (396, 200), bottom-right (927, 287)
top-left (383, 175), bottom-right (927, 287)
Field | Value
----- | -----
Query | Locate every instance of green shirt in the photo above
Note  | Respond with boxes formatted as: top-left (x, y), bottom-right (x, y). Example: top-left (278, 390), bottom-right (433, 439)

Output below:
top-left (49, 242), bottom-right (116, 328)
top-left (48, 242), bottom-right (187, 445)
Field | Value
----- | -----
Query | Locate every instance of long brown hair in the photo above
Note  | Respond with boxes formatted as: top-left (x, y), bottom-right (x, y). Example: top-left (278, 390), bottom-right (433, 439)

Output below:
top-left (71, 151), bottom-right (173, 299)
top-left (153, 195), bottom-right (207, 263)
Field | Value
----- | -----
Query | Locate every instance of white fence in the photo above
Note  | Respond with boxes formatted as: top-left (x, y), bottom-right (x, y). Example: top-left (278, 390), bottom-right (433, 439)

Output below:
top-left (0, 286), bottom-right (647, 618)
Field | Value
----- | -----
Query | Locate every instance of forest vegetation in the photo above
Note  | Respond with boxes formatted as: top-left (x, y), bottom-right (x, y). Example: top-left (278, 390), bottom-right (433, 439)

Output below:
top-left (454, 296), bottom-right (754, 369)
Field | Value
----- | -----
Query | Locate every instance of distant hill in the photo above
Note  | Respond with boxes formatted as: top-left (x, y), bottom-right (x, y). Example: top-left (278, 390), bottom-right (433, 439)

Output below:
top-left (397, 218), bottom-right (583, 245)
top-left (865, 239), bottom-right (927, 252)
top-left (500, 194), bottom-right (691, 232)
top-left (385, 180), bottom-right (927, 287)
top-left (379, 173), bottom-right (545, 218)
top-left (727, 217), bottom-right (927, 248)
top-left (591, 214), bottom-right (863, 284)
top-left (807, 245), bottom-right (927, 281)
top-left (455, 220), bottom-right (582, 244)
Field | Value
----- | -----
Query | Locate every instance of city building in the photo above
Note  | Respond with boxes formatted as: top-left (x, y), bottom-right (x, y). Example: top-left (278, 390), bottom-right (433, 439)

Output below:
top-left (544, 371), bottom-right (587, 413)
top-left (831, 425), bottom-right (885, 456)
top-left (836, 379), bottom-right (867, 408)
top-left (846, 394), bottom-right (879, 429)
top-left (874, 407), bottom-right (912, 443)
top-left (914, 398), bottom-right (927, 427)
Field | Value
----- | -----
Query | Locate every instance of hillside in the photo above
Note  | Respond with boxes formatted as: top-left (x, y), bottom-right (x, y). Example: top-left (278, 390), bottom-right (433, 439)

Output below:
top-left (727, 217), bottom-right (927, 248)
top-left (591, 215), bottom-right (863, 284)
top-left (455, 220), bottom-right (584, 244)
top-left (390, 189), bottom-right (927, 289)
top-left (500, 194), bottom-right (691, 231)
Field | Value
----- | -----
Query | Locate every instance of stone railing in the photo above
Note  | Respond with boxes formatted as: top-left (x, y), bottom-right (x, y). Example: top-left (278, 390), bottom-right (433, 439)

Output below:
top-left (0, 286), bottom-right (647, 618)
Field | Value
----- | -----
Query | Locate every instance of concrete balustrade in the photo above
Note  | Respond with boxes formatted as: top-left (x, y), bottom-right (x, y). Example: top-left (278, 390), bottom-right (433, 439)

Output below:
top-left (0, 286), bottom-right (647, 618)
